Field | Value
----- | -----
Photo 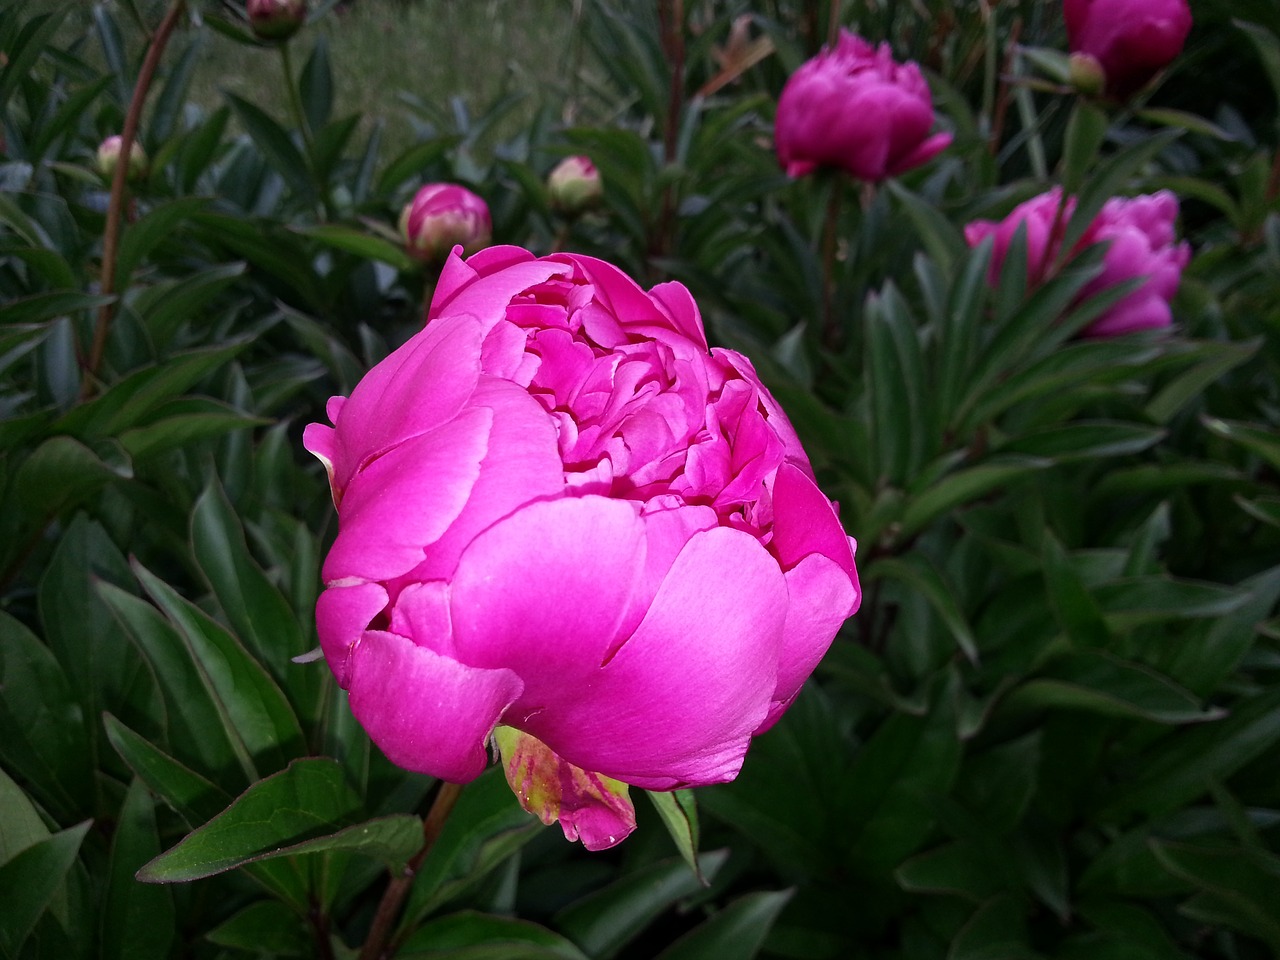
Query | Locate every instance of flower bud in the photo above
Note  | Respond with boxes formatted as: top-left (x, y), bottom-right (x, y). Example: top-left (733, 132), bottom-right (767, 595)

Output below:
top-left (775, 30), bottom-right (951, 182)
top-left (398, 183), bottom-right (492, 262)
top-left (547, 156), bottom-right (603, 214)
top-left (246, 0), bottom-right (307, 42)
top-left (1067, 51), bottom-right (1106, 97)
top-left (96, 135), bottom-right (147, 182)
top-left (1064, 0), bottom-right (1191, 100)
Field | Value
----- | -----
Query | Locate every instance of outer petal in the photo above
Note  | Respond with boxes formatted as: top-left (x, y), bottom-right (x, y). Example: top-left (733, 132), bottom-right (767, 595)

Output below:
top-left (322, 316), bottom-right (485, 496)
top-left (757, 551), bottom-right (861, 732)
top-left (770, 462), bottom-right (857, 579)
top-left (316, 581), bottom-right (389, 687)
top-left (529, 527), bottom-right (787, 789)
top-left (322, 406), bottom-right (492, 583)
top-left (347, 629), bottom-right (523, 782)
top-left (448, 496), bottom-right (646, 720)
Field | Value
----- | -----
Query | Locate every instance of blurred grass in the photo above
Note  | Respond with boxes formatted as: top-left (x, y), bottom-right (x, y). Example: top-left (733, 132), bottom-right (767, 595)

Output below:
top-left (34, 0), bottom-right (588, 160)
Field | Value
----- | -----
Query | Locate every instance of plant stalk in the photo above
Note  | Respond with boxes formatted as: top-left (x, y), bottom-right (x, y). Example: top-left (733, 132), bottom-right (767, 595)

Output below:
top-left (80, 0), bottom-right (186, 402)
top-left (820, 175), bottom-right (845, 348)
top-left (358, 780), bottom-right (464, 960)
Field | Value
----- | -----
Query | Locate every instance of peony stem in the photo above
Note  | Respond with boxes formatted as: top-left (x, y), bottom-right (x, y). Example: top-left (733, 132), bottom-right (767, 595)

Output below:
top-left (358, 780), bottom-right (463, 960)
top-left (80, 0), bottom-right (186, 402)
top-left (820, 174), bottom-right (844, 348)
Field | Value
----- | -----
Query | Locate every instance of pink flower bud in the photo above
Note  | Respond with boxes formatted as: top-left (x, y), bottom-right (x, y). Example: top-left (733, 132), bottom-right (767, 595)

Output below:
top-left (96, 135), bottom-right (147, 181)
top-left (398, 184), bottom-right (492, 262)
top-left (964, 187), bottom-right (1191, 337)
top-left (774, 30), bottom-right (952, 182)
top-left (547, 156), bottom-right (603, 213)
top-left (1063, 0), bottom-right (1192, 99)
top-left (246, 0), bottom-right (307, 42)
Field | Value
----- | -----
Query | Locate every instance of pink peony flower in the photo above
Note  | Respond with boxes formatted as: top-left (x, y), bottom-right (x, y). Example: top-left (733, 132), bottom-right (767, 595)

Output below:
top-left (964, 187), bottom-right (1191, 336)
top-left (547, 155), bottom-right (603, 213)
top-left (774, 30), bottom-right (952, 182)
top-left (305, 246), bottom-right (860, 848)
top-left (1064, 0), bottom-right (1192, 99)
top-left (399, 183), bottom-right (492, 263)
top-left (246, 0), bottom-right (307, 41)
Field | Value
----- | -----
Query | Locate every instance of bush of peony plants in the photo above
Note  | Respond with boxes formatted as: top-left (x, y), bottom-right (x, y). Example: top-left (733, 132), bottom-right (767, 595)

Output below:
top-left (1, 0), bottom-right (1279, 957)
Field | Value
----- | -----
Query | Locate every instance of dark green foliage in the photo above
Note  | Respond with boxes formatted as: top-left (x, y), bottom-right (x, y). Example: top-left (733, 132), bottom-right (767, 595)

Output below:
top-left (1, 1), bottom-right (1278, 958)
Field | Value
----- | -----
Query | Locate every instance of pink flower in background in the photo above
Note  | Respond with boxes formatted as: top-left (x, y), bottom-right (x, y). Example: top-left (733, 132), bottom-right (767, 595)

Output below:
top-left (964, 187), bottom-right (1190, 336)
top-left (547, 155), bottom-right (603, 213)
top-left (305, 246), bottom-right (860, 848)
top-left (399, 183), bottom-right (492, 262)
top-left (246, 0), bottom-right (307, 41)
top-left (775, 31), bottom-right (951, 182)
top-left (1064, 0), bottom-right (1192, 99)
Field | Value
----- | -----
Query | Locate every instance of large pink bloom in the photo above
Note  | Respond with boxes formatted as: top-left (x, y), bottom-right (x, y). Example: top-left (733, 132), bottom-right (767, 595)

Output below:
top-left (1064, 0), bottom-right (1192, 99)
top-left (305, 247), bottom-right (860, 814)
top-left (775, 31), bottom-right (951, 182)
top-left (964, 188), bottom-right (1191, 337)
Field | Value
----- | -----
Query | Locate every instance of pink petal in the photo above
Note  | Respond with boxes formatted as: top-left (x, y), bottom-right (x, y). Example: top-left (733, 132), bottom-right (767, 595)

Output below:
top-left (757, 551), bottom-right (861, 732)
top-left (347, 630), bottom-right (523, 782)
top-left (529, 527), bottom-right (786, 789)
top-left (324, 316), bottom-right (485, 496)
top-left (770, 462), bottom-right (857, 579)
top-left (447, 496), bottom-right (646, 720)
top-left (322, 407), bottom-right (492, 583)
top-left (316, 581), bottom-right (389, 687)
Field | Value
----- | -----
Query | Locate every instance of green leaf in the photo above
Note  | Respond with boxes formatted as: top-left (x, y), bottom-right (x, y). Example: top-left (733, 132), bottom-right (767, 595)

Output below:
top-left (297, 224), bottom-right (416, 270)
top-left (1145, 339), bottom-right (1260, 423)
top-left (900, 457), bottom-right (1050, 537)
top-left (57, 339), bottom-right (251, 440)
top-left (1149, 840), bottom-right (1280, 948)
top-left (131, 559), bottom-right (305, 779)
top-left (1041, 531), bottom-right (1111, 648)
top-left (1202, 414), bottom-right (1280, 470)
top-left (896, 841), bottom-right (1005, 901)
top-left (647, 790), bottom-right (702, 883)
top-left (1061, 101), bottom-right (1109, 196)
top-left (555, 851), bottom-right (730, 960)
top-left (118, 398), bottom-right (265, 461)
top-left (132, 262), bottom-right (247, 349)
top-left (399, 912), bottom-right (589, 960)
top-left (191, 476), bottom-right (310, 677)
top-left (0, 820), bottom-right (90, 957)
top-left (0, 611), bottom-right (92, 820)
top-left (655, 890), bottom-right (793, 960)
top-left (103, 713), bottom-right (232, 827)
top-left (866, 284), bottom-right (927, 485)
top-left (407, 768), bottom-right (542, 924)
top-left (206, 900), bottom-right (311, 956)
top-left (869, 556), bottom-right (978, 664)
top-left (137, 758), bottom-right (362, 883)
top-left (0, 11), bottom-right (66, 116)
top-left (114, 198), bottom-right (210, 289)
top-left (1, 290), bottom-right (115, 325)
top-left (14, 435), bottom-right (131, 516)
top-left (299, 35), bottom-right (333, 132)
top-left (998, 421), bottom-right (1166, 463)
top-left (225, 93), bottom-right (313, 195)
top-left (100, 780), bottom-right (174, 960)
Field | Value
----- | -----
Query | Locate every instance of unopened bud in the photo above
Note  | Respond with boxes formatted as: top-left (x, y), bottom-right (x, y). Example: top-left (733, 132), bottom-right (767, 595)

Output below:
top-left (1068, 52), bottom-right (1106, 98)
top-left (96, 135), bottom-right (147, 181)
top-left (399, 183), bottom-right (492, 262)
top-left (547, 155), bottom-right (603, 214)
top-left (247, 0), bottom-right (307, 42)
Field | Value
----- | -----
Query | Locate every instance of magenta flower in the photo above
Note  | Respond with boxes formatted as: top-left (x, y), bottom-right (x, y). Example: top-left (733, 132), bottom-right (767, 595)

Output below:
top-left (305, 246), bottom-right (860, 848)
top-left (774, 31), bottom-right (952, 182)
top-left (399, 183), bottom-right (492, 263)
top-left (1064, 0), bottom-right (1192, 99)
top-left (246, 0), bottom-right (307, 41)
top-left (964, 187), bottom-right (1191, 337)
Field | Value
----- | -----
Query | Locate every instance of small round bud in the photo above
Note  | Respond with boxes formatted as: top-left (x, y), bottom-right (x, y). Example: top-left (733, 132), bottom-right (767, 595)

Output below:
top-left (247, 0), bottom-right (307, 42)
top-left (399, 183), bottom-right (492, 262)
top-left (1067, 51), bottom-right (1106, 98)
top-left (547, 156), bottom-right (603, 214)
top-left (96, 135), bottom-right (147, 182)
